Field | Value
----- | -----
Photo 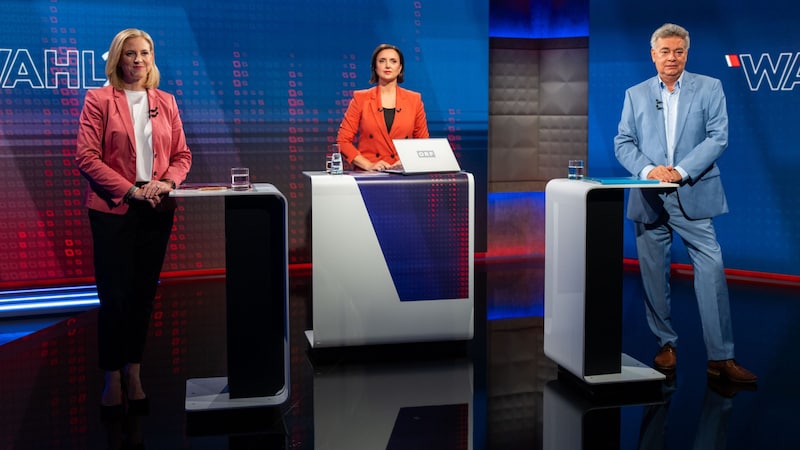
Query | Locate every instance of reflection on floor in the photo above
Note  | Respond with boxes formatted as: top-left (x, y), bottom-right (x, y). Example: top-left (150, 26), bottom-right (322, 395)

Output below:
top-left (0, 260), bottom-right (798, 449)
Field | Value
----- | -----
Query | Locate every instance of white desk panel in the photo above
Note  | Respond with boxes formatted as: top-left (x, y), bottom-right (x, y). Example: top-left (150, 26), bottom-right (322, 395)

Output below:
top-left (306, 171), bottom-right (474, 347)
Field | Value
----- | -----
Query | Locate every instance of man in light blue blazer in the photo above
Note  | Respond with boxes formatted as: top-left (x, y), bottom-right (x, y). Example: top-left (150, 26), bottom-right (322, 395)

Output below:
top-left (614, 23), bottom-right (756, 384)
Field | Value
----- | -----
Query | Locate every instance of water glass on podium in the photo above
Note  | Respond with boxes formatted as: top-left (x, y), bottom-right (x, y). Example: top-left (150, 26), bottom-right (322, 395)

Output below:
top-left (568, 160), bottom-right (584, 179)
top-left (327, 144), bottom-right (343, 175)
top-left (231, 167), bottom-right (250, 190)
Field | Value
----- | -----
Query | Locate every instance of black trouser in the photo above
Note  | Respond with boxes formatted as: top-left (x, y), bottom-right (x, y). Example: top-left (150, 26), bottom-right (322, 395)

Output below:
top-left (89, 204), bottom-right (174, 371)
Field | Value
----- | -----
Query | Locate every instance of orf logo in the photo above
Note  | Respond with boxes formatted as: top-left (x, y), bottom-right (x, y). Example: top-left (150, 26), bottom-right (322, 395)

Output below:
top-left (416, 150), bottom-right (436, 158)
top-left (725, 52), bottom-right (800, 91)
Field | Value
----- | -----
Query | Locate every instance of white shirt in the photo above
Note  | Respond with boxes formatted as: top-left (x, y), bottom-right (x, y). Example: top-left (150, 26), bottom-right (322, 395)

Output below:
top-left (660, 78), bottom-right (680, 166)
top-left (640, 74), bottom-right (688, 181)
top-left (125, 90), bottom-right (154, 182)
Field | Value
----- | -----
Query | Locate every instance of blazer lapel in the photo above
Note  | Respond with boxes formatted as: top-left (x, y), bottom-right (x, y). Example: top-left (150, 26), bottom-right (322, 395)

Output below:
top-left (147, 89), bottom-right (160, 150)
top-left (391, 88), bottom-right (412, 139)
top-left (674, 72), bottom-right (695, 160)
top-left (649, 78), bottom-right (669, 163)
top-left (113, 89), bottom-right (136, 154)
top-left (367, 85), bottom-right (395, 149)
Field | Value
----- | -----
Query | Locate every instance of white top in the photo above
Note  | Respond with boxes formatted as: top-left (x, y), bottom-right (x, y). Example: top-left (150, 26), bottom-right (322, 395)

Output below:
top-left (125, 89), bottom-right (153, 182)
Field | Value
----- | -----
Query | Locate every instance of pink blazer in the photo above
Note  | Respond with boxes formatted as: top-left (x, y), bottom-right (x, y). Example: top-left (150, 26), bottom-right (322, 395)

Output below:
top-left (76, 86), bottom-right (192, 214)
top-left (337, 85), bottom-right (429, 164)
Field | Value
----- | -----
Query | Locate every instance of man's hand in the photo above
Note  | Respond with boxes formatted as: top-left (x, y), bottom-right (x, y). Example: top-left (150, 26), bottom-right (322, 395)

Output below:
top-left (647, 165), bottom-right (682, 183)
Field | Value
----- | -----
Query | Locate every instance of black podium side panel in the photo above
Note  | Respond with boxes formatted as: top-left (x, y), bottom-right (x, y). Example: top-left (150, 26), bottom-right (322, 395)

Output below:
top-left (583, 189), bottom-right (624, 376)
top-left (224, 195), bottom-right (287, 399)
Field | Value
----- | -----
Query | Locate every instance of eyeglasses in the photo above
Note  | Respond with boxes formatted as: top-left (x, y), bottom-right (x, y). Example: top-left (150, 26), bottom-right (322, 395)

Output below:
top-left (655, 49), bottom-right (686, 58)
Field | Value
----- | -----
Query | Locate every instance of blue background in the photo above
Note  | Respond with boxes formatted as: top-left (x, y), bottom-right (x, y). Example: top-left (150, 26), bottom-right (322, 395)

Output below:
top-left (588, 0), bottom-right (800, 276)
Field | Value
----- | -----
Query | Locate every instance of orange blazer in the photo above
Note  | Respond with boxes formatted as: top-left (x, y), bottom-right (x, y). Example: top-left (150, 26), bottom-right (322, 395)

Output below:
top-left (337, 85), bottom-right (429, 164)
top-left (76, 86), bottom-right (192, 214)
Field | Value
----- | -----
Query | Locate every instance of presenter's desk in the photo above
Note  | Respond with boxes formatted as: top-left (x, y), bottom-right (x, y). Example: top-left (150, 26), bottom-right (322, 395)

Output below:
top-left (544, 178), bottom-right (677, 389)
top-left (304, 171), bottom-right (474, 348)
top-left (171, 183), bottom-right (289, 410)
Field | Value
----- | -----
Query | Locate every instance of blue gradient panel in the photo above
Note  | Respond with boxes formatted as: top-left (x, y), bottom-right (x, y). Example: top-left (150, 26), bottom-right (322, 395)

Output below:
top-left (589, 0), bottom-right (800, 276)
top-left (490, 0), bottom-right (589, 38)
top-left (355, 173), bottom-right (470, 301)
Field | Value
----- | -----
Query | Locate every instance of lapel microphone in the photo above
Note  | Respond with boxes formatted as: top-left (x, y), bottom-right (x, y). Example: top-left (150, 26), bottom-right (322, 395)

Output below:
top-left (655, 99), bottom-right (663, 110)
top-left (149, 107), bottom-right (159, 118)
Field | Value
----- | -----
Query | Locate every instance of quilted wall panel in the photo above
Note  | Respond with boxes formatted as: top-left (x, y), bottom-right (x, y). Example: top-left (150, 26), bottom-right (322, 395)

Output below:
top-left (489, 38), bottom-right (588, 192)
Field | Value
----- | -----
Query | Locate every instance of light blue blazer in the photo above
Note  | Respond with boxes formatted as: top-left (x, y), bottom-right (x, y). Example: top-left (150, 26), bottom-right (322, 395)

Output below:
top-left (614, 71), bottom-right (729, 223)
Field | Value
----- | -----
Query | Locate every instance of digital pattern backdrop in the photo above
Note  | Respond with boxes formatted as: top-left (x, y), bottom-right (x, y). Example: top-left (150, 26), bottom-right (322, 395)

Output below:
top-left (0, 0), bottom-right (489, 287)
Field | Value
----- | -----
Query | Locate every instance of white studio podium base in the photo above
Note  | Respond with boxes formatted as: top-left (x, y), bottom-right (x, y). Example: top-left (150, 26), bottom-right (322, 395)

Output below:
top-left (185, 377), bottom-right (288, 411)
top-left (582, 353), bottom-right (666, 384)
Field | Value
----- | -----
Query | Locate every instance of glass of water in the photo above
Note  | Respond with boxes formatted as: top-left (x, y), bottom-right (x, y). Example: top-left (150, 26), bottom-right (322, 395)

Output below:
top-left (568, 160), bottom-right (584, 179)
top-left (328, 144), bottom-right (343, 175)
top-left (230, 167), bottom-right (250, 190)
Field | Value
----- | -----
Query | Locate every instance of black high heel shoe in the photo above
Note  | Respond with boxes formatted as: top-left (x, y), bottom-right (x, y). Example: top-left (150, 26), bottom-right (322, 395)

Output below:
top-left (126, 396), bottom-right (150, 416)
top-left (100, 403), bottom-right (124, 422)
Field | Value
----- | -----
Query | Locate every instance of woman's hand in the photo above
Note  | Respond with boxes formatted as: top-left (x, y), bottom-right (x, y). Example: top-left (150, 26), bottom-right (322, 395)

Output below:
top-left (130, 180), bottom-right (173, 207)
top-left (352, 154), bottom-right (400, 171)
top-left (368, 160), bottom-right (393, 171)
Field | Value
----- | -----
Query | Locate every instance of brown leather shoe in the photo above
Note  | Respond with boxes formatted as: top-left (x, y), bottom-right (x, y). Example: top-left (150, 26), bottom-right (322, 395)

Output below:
top-left (707, 359), bottom-right (758, 384)
top-left (654, 344), bottom-right (676, 371)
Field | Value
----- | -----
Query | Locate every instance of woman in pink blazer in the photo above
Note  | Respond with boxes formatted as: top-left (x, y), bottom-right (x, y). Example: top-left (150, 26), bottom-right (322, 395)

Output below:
top-left (76, 28), bottom-right (191, 419)
top-left (337, 44), bottom-right (429, 171)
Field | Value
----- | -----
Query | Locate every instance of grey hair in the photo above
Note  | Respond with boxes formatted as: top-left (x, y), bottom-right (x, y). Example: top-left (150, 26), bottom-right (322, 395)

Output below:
top-left (650, 23), bottom-right (690, 50)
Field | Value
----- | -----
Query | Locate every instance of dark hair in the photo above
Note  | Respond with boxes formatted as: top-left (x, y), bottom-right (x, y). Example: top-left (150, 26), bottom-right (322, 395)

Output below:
top-left (369, 43), bottom-right (404, 84)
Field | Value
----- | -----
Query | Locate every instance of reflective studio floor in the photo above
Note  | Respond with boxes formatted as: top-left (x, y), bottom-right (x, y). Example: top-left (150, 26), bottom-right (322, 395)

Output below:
top-left (1, 258), bottom-right (798, 449)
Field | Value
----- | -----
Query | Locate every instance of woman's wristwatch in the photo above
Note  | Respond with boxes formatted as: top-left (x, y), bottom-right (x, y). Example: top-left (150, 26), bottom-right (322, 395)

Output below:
top-left (123, 185), bottom-right (138, 204)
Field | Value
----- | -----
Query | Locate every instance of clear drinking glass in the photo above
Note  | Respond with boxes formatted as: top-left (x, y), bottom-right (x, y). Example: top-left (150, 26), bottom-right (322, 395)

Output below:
top-left (568, 160), bottom-right (584, 179)
top-left (231, 167), bottom-right (250, 190)
top-left (329, 144), bottom-right (343, 175)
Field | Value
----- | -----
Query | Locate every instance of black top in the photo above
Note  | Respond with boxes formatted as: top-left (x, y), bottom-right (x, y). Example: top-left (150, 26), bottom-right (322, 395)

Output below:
top-left (383, 108), bottom-right (396, 132)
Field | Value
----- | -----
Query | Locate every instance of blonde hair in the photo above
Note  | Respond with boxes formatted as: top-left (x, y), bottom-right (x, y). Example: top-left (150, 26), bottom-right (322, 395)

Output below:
top-left (105, 28), bottom-right (160, 89)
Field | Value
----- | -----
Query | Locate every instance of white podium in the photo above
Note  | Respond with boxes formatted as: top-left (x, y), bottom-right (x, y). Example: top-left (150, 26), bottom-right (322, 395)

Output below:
top-left (172, 183), bottom-right (290, 410)
top-left (304, 171), bottom-right (474, 348)
top-left (544, 178), bottom-right (677, 390)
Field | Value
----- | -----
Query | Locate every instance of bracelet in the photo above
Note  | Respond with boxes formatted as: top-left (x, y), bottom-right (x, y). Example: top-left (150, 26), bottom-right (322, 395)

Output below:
top-left (123, 186), bottom-right (138, 204)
